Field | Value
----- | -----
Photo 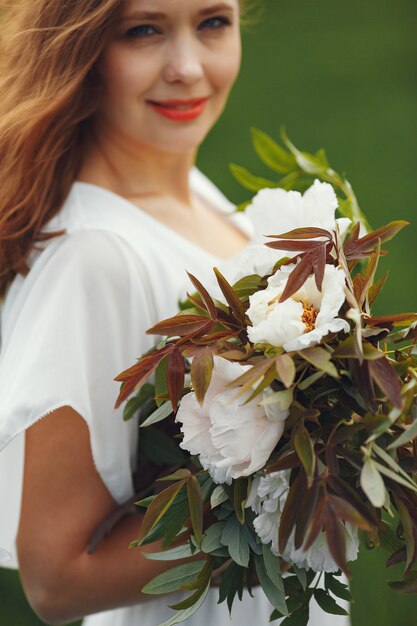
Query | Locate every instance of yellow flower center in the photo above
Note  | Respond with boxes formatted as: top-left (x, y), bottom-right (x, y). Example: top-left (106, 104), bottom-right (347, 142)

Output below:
top-left (301, 302), bottom-right (319, 332)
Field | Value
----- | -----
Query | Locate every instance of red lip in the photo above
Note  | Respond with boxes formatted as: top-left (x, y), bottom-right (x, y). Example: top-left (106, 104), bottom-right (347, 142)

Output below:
top-left (149, 98), bottom-right (208, 106)
top-left (146, 97), bottom-right (209, 122)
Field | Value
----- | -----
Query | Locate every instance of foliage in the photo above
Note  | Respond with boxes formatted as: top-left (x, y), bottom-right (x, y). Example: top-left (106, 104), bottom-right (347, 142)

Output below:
top-left (112, 131), bottom-right (417, 625)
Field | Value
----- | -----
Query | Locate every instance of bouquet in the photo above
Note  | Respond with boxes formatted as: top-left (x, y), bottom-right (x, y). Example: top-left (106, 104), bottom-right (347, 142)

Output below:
top-left (112, 130), bottom-right (417, 626)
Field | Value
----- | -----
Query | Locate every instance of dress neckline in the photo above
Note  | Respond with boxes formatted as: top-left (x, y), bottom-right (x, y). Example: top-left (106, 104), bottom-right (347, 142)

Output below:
top-left (72, 169), bottom-right (250, 263)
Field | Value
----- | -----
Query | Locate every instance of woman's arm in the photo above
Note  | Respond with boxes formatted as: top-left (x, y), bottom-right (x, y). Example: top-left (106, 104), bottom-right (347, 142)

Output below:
top-left (17, 406), bottom-right (203, 626)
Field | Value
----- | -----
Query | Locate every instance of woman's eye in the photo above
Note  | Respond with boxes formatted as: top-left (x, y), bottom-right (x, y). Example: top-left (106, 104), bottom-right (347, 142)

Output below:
top-left (199, 16), bottom-right (232, 31)
top-left (125, 24), bottom-right (159, 39)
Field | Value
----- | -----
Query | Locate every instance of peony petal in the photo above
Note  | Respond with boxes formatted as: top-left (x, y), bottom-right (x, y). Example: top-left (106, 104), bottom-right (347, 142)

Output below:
top-left (301, 179), bottom-right (339, 228)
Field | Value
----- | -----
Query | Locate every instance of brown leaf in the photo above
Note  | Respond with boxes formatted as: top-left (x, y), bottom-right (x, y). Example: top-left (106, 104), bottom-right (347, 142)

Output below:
top-left (187, 476), bottom-right (204, 544)
top-left (369, 356), bottom-right (403, 409)
top-left (166, 348), bottom-right (185, 412)
top-left (213, 267), bottom-right (246, 322)
top-left (266, 227), bottom-right (333, 240)
top-left (191, 346), bottom-right (214, 406)
top-left (278, 251), bottom-right (315, 303)
top-left (325, 506), bottom-right (350, 578)
top-left (224, 358), bottom-right (271, 394)
top-left (186, 291), bottom-right (212, 314)
top-left (368, 272), bottom-right (389, 306)
top-left (114, 348), bottom-right (172, 409)
top-left (328, 495), bottom-right (373, 532)
top-left (137, 480), bottom-right (187, 546)
top-left (303, 493), bottom-right (327, 551)
top-left (313, 242), bottom-right (326, 291)
top-left (275, 354), bottom-right (296, 388)
top-left (344, 221), bottom-right (409, 260)
top-left (279, 471), bottom-right (304, 554)
top-left (365, 313), bottom-right (417, 327)
top-left (147, 314), bottom-right (213, 337)
top-left (294, 476), bottom-right (319, 549)
top-left (350, 360), bottom-right (376, 411)
top-left (343, 222), bottom-right (360, 252)
top-left (265, 240), bottom-right (325, 252)
top-left (187, 272), bottom-right (218, 319)
top-left (327, 475), bottom-right (380, 528)
top-left (265, 451), bottom-right (300, 473)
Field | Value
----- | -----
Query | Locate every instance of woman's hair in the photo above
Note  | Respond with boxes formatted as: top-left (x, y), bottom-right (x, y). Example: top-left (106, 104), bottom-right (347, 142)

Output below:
top-left (0, 0), bottom-right (255, 299)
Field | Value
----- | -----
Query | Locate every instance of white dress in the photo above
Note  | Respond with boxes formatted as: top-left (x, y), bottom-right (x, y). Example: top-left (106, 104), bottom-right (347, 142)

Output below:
top-left (0, 167), bottom-right (350, 625)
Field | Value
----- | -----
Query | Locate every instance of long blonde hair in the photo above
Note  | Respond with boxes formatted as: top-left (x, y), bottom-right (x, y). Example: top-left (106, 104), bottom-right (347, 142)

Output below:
top-left (0, 0), bottom-right (255, 298)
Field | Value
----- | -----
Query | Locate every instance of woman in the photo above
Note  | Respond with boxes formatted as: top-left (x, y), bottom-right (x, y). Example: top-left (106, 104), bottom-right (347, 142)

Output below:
top-left (0, 1), bottom-right (350, 625)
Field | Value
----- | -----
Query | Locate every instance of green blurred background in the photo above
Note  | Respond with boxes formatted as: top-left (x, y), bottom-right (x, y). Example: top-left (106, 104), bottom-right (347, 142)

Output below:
top-left (1, 0), bottom-right (416, 624)
top-left (200, 0), bottom-right (417, 625)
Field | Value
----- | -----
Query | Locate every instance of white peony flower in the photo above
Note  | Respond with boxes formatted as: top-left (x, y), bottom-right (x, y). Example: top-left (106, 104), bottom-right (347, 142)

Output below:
top-left (204, 180), bottom-right (350, 302)
top-left (246, 470), bottom-right (359, 572)
top-left (246, 178), bottom-right (350, 249)
top-left (246, 263), bottom-right (349, 352)
top-left (176, 356), bottom-right (288, 484)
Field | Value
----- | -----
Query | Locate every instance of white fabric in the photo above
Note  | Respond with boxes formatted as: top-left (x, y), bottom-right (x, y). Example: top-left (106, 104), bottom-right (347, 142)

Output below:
top-left (0, 167), bottom-right (350, 625)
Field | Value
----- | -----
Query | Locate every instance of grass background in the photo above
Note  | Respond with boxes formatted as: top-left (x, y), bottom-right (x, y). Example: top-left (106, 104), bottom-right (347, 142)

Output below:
top-left (1, 0), bottom-right (416, 624)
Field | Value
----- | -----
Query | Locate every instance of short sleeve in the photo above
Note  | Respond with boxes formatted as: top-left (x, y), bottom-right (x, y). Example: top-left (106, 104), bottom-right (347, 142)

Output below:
top-left (0, 229), bottom-right (156, 504)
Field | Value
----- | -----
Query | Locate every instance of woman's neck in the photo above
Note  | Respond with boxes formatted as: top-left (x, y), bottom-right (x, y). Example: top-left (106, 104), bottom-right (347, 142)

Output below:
top-left (77, 126), bottom-right (197, 206)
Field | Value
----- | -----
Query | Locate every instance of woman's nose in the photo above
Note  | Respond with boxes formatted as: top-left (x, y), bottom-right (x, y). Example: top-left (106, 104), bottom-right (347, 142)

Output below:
top-left (162, 36), bottom-right (205, 85)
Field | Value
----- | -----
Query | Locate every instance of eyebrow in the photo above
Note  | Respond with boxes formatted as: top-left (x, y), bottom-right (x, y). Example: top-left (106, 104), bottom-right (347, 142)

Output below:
top-left (120, 3), bottom-right (234, 22)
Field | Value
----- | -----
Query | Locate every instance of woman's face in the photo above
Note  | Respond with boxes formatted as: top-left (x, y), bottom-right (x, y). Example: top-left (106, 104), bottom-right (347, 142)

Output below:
top-left (95, 0), bottom-right (242, 154)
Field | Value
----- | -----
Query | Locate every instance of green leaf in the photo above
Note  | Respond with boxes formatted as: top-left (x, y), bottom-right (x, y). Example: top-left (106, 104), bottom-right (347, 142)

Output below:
top-left (210, 485), bottom-right (228, 508)
top-left (262, 544), bottom-right (285, 597)
top-left (157, 581), bottom-right (211, 626)
top-left (313, 589), bottom-right (348, 615)
top-left (221, 516), bottom-right (250, 567)
top-left (137, 480), bottom-right (187, 546)
top-left (142, 490), bottom-right (189, 548)
top-left (293, 420), bottom-right (315, 487)
top-left (324, 573), bottom-right (352, 602)
top-left (389, 571), bottom-right (417, 594)
top-left (123, 383), bottom-right (154, 421)
top-left (297, 371), bottom-right (325, 391)
top-left (187, 476), bottom-right (204, 544)
top-left (233, 478), bottom-right (248, 524)
top-left (138, 427), bottom-right (187, 467)
top-left (360, 459), bottom-right (385, 507)
top-left (218, 561), bottom-right (244, 614)
top-left (250, 127), bottom-right (296, 174)
top-left (201, 522), bottom-right (225, 553)
top-left (233, 273), bottom-right (265, 298)
top-left (155, 355), bottom-right (169, 406)
top-left (140, 400), bottom-right (173, 427)
top-left (372, 443), bottom-right (417, 490)
top-left (293, 566), bottom-right (308, 591)
top-left (229, 163), bottom-right (280, 192)
top-left (395, 497), bottom-right (415, 571)
top-left (333, 336), bottom-right (384, 360)
top-left (298, 347), bottom-right (339, 378)
top-left (276, 605), bottom-right (309, 626)
top-left (143, 544), bottom-right (200, 561)
top-left (142, 561), bottom-right (204, 594)
top-left (157, 469), bottom-right (192, 482)
top-left (373, 460), bottom-right (417, 492)
top-left (388, 418), bottom-right (417, 450)
top-left (255, 555), bottom-right (289, 616)
top-left (280, 127), bottom-right (327, 176)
